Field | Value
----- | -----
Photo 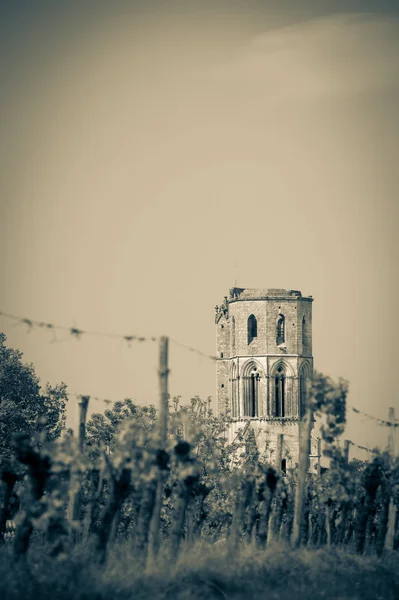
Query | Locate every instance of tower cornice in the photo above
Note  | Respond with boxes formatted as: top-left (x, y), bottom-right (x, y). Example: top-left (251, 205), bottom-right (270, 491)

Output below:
top-left (228, 296), bottom-right (314, 304)
top-left (228, 287), bottom-right (313, 303)
top-left (216, 354), bottom-right (314, 360)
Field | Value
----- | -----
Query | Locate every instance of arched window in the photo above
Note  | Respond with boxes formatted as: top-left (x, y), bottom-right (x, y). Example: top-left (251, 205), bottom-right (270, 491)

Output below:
top-left (302, 316), bottom-right (306, 347)
top-left (249, 372), bottom-right (258, 417)
top-left (274, 367), bottom-right (285, 417)
top-left (232, 316), bottom-right (236, 354)
top-left (299, 363), bottom-right (309, 418)
top-left (276, 314), bottom-right (285, 345)
top-left (299, 376), bottom-right (304, 418)
top-left (242, 362), bottom-right (261, 417)
top-left (247, 314), bottom-right (257, 345)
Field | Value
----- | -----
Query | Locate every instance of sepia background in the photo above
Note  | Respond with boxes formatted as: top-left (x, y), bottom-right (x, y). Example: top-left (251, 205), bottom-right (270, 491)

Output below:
top-left (1, 1), bottom-right (398, 454)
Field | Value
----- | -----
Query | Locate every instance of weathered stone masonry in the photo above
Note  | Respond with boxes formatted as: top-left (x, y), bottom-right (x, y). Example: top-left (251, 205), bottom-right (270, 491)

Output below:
top-left (215, 287), bottom-right (320, 471)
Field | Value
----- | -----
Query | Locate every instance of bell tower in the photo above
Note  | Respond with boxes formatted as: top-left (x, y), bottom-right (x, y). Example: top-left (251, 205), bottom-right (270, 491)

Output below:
top-left (215, 288), bottom-right (320, 471)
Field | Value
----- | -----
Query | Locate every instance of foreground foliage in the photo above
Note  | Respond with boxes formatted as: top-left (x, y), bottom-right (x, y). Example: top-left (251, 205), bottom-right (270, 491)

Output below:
top-left (1, 390), bottom-right (398, 562)
top-left (0, 335), bottom-right (399, 598)
top-left (0, 540), bottom-right (398, 600)
top-left (0, 333), bottom-right (68, 473)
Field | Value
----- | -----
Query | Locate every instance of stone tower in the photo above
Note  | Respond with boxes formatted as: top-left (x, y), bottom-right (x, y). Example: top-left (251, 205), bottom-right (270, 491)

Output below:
top-left (215, 287), bottom-right (320, 471)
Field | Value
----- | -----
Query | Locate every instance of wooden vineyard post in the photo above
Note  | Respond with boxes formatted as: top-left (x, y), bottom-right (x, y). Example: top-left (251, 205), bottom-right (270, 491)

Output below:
top-left (335, 439), bottom-right (351, 546)
top-left (387, 407), bottom-right (396, 455)
top-left (147, 336), bottom-right (169, 565)
top-left (78, 395), bottom-right (90, 453)
top-left (343, 439), bottom-right (350, 465)
top-left (385, 407), bottom-right (397, 551)
top-left (268, 434), bottom-right (284, 543)
top-left (258, 468), bottom-right (278, 548)
top-left (68, 396), bottom-right (90, 524)
top-left (291, 379), bottom-right (313, 548)
top-left (275, 434), bottom-right (283, 470)
top-left (317, 438), bottom-right (322, 475)
top-left (157, 337), bottom-right (169, 450)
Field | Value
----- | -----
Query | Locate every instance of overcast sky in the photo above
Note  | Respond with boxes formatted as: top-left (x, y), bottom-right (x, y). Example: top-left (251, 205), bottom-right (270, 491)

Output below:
top-left (1, 1), bottom-right (398, 456)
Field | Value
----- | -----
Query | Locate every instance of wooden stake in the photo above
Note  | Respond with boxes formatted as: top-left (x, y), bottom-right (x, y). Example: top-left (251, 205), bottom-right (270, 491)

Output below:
top-left (275, 434), bottom-right (283, 470)
top-left (317, 438), bottom-right (322, 475)
top-left (67, 396), bottom-right (90, 524)
top-left (147, 336), bottom-right (169, 565)
top-left (387, 407), bottom-right (396, 455)
top-left (291, 379), bottom-right (313, 548)
top-left (70, 396), bottom-right (90, 522)
top-left (158, 337), bottom-right (169, 448)
top-left (385, 407), bottom-right (396, 551)
top-left (343, 439), bottom-right (350, 465)
top-left (78, 395), bottom-right (90, 453)
top-left (325, 503), bottom-right (332, 548)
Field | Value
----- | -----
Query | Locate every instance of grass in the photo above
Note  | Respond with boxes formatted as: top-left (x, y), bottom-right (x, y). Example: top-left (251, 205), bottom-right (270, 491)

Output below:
top-left (0, 540), bottom-right (398, 600)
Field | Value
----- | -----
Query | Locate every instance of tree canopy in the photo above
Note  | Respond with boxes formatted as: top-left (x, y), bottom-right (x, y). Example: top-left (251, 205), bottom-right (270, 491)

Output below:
top-left (0, 333), bottom-right (68, 470)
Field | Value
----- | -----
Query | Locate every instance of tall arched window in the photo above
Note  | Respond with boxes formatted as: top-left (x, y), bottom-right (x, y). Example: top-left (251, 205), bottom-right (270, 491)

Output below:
top-left (274, 367), bottom-right (285, 417)
top-left (302, 316), bottom-right (306, 348)
top-left (242, 362), bottom-right (261, 417)
top-left (249, 372), bottom-right (258, 417)
top-left (299, 375), bottom-right (304, 418)
top-left (299, 363), bottom-right (309, 418)
top-left (247, 314), bottom-right (257, 345)
top-left (276, 314), bottom-right (285, 345)
top-left (232, 316), bottom-right (236, 354)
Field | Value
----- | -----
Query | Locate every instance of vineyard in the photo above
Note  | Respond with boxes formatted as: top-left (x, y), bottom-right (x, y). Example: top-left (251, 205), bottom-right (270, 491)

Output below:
top-left (0, 334), bottom-right (398, 599)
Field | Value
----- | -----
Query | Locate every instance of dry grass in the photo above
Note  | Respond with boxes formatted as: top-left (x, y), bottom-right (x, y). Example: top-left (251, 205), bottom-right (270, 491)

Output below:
top-left (0, 540), bottom-right (398, 600)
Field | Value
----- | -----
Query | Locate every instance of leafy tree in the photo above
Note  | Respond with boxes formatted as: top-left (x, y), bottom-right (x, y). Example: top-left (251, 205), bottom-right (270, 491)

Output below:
top-left (0, 333), bottom-right (68, 470)
top-left (86, 399), bottom-right (157, 458)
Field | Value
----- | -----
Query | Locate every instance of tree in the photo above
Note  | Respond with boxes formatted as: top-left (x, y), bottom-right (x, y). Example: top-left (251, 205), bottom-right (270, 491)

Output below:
top-left (86, 399), bottom-right (157, 458)
top-left (0, 333), bottom-right (68, 470)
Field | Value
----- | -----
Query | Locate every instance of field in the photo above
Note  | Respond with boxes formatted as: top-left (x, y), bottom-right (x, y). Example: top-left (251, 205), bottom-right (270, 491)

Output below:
top-left (0, 335), bottom-right (398, 599)
top-left (0, 540), bottom-right (398, 600)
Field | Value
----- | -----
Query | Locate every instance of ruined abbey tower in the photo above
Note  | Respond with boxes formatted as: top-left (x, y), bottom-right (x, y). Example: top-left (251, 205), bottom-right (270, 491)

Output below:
top-left (215, 288), bottom-right (320, 472)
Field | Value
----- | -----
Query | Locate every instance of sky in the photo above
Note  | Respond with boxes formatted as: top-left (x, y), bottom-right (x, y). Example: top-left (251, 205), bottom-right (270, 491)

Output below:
top-left (1, 1), bottom-right (398, 457)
